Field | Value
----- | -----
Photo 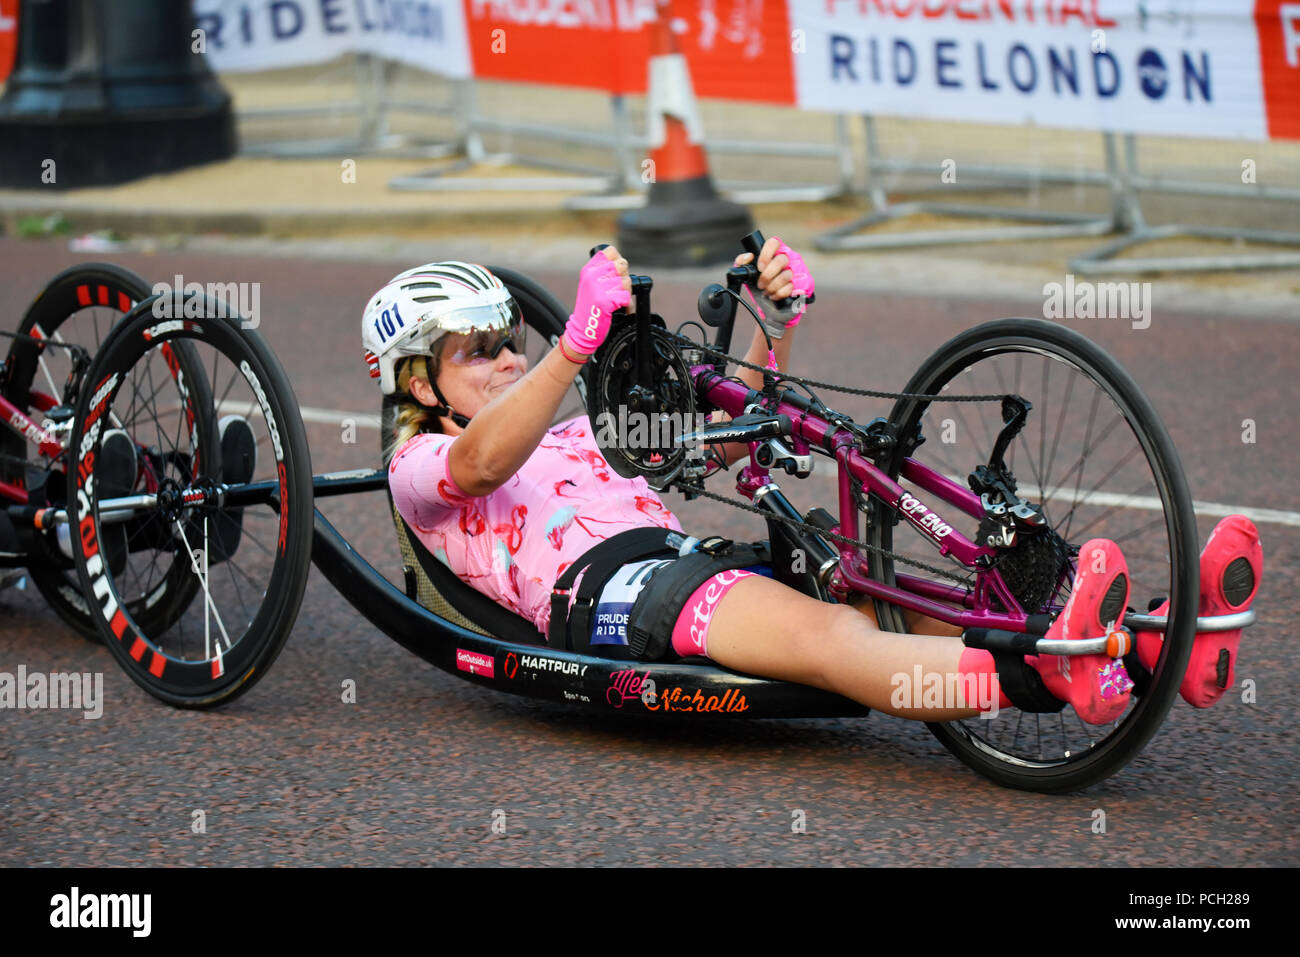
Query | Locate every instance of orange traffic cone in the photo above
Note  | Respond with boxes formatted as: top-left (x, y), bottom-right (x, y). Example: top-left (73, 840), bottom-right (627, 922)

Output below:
top-left (617, 1), bottom-right (752, 267)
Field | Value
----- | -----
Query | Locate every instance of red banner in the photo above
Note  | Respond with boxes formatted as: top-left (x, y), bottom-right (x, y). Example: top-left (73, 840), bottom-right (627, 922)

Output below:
top-left (0, 0), bottom-right (18, 85)
top-left (1257, 1), bottom-right (1300, 140)
top-left (463, 0), bottom-right (795, 103)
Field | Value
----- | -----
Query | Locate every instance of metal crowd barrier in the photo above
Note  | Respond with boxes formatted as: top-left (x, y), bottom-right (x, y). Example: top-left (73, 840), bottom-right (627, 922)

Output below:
top-left (389, 89), bottom-right (858, 207)
top-left (223, 56), bottom-right (1299, 275)
top-left (1070, 133), bottom-right (1300, 275)
top-left (813, 117), bottom-right (1121, 251)
top-left (236, 54), bottom-right (464, 160)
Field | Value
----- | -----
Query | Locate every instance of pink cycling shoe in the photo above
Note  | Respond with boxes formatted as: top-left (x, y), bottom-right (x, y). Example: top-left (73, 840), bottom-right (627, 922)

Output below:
top-left (1135, 515), bottom-right (1262, 709)
top-left (1027, 538), bottom-right (1135, 725)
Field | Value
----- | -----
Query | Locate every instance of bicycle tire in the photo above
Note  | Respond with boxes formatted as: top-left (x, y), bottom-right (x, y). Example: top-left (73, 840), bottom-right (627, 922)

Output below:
top-left (66, 292), bottom-right (313, 708)
top-left (867, 318), bottom-right (1198, 792)
top-left (2, 263), bottom-right (211, 642)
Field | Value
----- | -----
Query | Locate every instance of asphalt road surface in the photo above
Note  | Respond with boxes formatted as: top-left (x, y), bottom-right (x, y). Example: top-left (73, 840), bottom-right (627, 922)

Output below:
top-left (1, 238), bottom-right (1296, 866)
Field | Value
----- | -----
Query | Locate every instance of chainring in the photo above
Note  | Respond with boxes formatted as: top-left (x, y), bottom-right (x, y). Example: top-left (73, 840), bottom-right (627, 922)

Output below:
top-left (586, 322), bottom-right (698, 490)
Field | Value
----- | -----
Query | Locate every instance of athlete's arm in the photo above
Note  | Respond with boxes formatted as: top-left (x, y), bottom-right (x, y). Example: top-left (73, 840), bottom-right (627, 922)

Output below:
top-left (719, 236), bottom-right (811, 466)
top-left (447, 348), bottom-right (586, 496)
top-left (448, 248), bottom-right (631, 496)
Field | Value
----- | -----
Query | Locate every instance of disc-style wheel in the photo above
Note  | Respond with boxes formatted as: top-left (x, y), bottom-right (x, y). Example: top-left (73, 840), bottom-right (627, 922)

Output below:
top-left (586, 322), bottom-right (698, 489)
top-left (1, 263), bottom-right (209, 641)
top-left (868, 318), bottom-right (1197, 792)
top-left (67, 291), bottom-right (313, 708)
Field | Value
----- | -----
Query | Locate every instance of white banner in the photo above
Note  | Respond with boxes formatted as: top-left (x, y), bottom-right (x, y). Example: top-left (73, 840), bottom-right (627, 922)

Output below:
top-left (790, 1), bottom-right (1270, 140)
top-left (193, 0), bottom-right (472, 77)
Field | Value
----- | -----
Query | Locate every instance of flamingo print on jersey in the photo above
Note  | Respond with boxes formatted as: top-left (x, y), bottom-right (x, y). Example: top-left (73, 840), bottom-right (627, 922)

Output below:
top-left (390, 416), bottom-right (684, 636)
top-left (545, 505), bottom-right (580, 550)
top-left (494, 504), bottom-right (527, 555)
top-left (634, 495), bottom-right (670, 521)
top-left (459, 505), bottom-right (485, 535)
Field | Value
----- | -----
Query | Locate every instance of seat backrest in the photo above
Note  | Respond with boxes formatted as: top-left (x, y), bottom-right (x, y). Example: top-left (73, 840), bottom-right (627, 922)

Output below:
top-left (387, 493), bottom-right (493, 637)
top-left (382, 395), bottom-right (549, 647)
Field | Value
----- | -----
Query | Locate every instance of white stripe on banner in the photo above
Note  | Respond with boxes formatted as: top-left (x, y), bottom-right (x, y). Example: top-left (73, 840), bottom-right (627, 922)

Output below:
top-left (789, 1), bottom-right (1269, 140)
top-left (192, 0), bottom-right (472, 76)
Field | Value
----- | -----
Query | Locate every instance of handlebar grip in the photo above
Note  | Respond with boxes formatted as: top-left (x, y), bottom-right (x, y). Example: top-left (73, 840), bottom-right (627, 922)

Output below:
top-left (962, 628), bottom-right (1043, 655)
top-left (589, 243), bottom-right (611, 258)
top-left (740, 231), bottom-right (766, 260)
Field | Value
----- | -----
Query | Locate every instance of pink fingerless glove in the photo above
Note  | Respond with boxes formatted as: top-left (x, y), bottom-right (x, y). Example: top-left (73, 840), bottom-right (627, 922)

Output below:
top-left (564, 253), bottom-right (631, 357)
top-left (774, 239), bottom-right (814, 330)
top-left (747, 239), bottom-right (816, 337)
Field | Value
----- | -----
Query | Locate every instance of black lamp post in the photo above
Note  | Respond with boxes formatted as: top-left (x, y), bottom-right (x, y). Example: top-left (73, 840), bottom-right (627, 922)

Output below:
top-left (0, 0), bottom-right (236, 189)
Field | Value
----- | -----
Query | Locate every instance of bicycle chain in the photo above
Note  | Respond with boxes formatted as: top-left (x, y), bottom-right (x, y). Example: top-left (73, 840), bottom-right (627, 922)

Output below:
top-left (669, 333), bottom-right (1010, 403)
top-left (662, 331), bottom-right (1005, 587)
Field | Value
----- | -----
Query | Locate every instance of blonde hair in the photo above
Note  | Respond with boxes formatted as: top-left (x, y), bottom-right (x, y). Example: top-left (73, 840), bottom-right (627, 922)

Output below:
top-left (384, 345), bottom-right (446, 464)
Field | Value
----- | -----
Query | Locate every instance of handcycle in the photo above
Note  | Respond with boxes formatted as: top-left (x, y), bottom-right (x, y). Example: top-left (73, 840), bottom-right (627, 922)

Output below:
top-left (1, 235), bottom-right (1254, 792)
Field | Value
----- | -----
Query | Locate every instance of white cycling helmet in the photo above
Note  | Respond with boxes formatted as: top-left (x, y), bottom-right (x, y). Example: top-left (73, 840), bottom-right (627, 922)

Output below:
top-left (361, 261), bottom-right (522, 395)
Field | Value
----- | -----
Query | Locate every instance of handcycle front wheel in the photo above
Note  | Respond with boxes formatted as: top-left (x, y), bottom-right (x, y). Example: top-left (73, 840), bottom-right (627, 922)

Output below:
top-left (868, 318), bottom-right (1198, 792)
top-left (66, 292), bottom-right (313, 708)
top-left (2, 263), bottom-right (212, 642)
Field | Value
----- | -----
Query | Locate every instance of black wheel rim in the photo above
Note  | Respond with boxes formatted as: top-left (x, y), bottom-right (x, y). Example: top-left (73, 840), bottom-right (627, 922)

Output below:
top-left (874, 322), bottom-right (1195, 788)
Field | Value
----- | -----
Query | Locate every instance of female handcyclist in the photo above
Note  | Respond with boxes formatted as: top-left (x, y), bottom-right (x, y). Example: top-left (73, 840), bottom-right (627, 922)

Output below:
top-left (365, 241), bottom-right (1262, 722)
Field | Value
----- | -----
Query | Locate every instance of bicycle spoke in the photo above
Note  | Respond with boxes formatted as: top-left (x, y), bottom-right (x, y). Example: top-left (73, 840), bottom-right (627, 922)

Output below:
top-left (36, 325), bottom-right (61, 398)
top-left (1057, 442), bottom-right (1146, 539)
top-left (1043, 368), bottom-right (1077, 498)
top-left (882, 326), bottom-right (1193, 785)
top-left (1037, 358), bottom-right (1049, 506)
top-left (1062, 390), bottom-right (1106, 541)
top-left (175, 518), bottom-right (234, 658)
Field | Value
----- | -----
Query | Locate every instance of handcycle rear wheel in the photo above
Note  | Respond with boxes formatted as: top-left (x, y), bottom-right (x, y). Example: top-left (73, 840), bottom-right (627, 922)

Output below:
top-left (1, 263), bottom-right (211, 641)
top-left (66, 292), bottom-right (313, 708)
top-left (867, 318), bottom-right (1198, 792)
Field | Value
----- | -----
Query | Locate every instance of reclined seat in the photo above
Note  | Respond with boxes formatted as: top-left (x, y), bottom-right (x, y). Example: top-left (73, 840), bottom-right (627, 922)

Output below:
top-left (381, 394), bottom-right (549, 648)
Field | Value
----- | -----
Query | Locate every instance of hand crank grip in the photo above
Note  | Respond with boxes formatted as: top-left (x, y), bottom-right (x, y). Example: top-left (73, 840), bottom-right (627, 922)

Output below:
top-left (740, 231), bottom-right (766, 260)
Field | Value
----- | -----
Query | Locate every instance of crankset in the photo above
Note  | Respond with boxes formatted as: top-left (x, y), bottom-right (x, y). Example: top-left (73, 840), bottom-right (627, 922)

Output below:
top-left (587, 318), bottom-right (700, 491)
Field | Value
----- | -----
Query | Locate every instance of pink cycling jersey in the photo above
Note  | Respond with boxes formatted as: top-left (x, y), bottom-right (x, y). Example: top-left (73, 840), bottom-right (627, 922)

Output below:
top-left (389, 415), bottom-right (683, 636)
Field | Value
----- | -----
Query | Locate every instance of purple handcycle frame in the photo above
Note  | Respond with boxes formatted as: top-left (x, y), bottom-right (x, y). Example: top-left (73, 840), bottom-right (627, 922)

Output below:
top-left (689, 366), bottom-right (1067, 636)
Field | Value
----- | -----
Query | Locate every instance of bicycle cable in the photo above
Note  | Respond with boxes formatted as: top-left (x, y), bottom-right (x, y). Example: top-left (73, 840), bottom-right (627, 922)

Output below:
top-left (660, 331), bottom-right (1000, 587)
top-left (668, 331), bottom-right (1010, 403)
